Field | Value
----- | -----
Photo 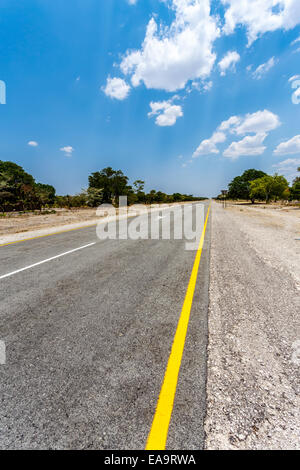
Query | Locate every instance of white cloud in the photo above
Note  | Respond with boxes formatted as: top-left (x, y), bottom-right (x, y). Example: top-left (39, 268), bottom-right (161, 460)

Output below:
top-left (107, 0), bottom-right (300, 104)
top-left (128, 0), bottom-right (137, 4)
top-left (274, 135), bottom-right (300, 155)
top-left (222, 0), bottom-right (300, 44)
top-left (218, 115), bottom-right (241, 131)
top-left (218, 50), bottom-right (240, 76)
top-left (148, 100), bottom-right (183, 126)
top-left (218, 110), bottom-right (280, 136)
top-left (221, 110), bottom-right (280, 158)
top-left (192, 109), bottom-right (280, 159)
top-left (223, 133), bottom-right (267, 159)
top-left (60, 146), bottom-right (74, 157)
top-left (103, 77), bottom-right (130, 100)
top-left (252, 57), bottom-right (276, 79)
top-left (202, 80), bottom-right (213, 91)
top-left (272, 158), bottom-right (300, 182)
top-left (291, 35), bottom-right (300, 45)
top-left (193, 131), bottom-right (226, 157)
top-left (28, 141), bottom-right (38, 147)
top-left (120, 0), bottom-right (220, 92)
top-left (189, 79), bottom-right (213, 93)
top-left (233, 110), bottom-right (280, 135)
top-left (289, 74), bottom-right (300, 82)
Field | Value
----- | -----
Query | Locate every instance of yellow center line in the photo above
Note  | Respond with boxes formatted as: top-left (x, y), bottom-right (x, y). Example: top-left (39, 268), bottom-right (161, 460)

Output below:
top-left (145, 204), bottom-right (211, 451)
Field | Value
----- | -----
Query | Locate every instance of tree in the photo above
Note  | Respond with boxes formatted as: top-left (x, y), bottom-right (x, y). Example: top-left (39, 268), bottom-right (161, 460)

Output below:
top-left (145, 190), bottom-right (156, 204)
top-left (133, 180), bottom-right (145, 193)
top-left (250, 174), bottom-right (289, 203)
top-left (125, 186), bottom-right (139, 205)
top-left (133, 180), bottom-right (146, 203)
top-left (291, 167), bottom-right (300, 200)
top-left (293, 167), bottom-right (300, 184)
top-left (272, 174), bottom-right (290, 201)
top-left (154, 191), bottom-right (167, 203)
top-left (172, 193), bottom-right (184, 202)
top-left (35, 183), bottom-right (56, 209)
top-left (86, 187), bottom-right (104, 207)
top-left (88, 167), bottom-right (129, 204)
top-left (0, 160), bottom-right (36, 211)
top-left (70, 192), bottom-right (88, 208)
top-left (0, 171), bottom-right (14, 212)
top-left (282, 188), bottom-right (291, 201)
top-left (228, 169), bottom-right (267, 203)
top-left (291, 181), bottom-right (300, 200)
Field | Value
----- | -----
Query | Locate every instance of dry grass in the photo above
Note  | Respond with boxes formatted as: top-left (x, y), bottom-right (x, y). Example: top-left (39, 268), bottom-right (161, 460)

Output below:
top-left (0, 208), bottom-right (98, 236)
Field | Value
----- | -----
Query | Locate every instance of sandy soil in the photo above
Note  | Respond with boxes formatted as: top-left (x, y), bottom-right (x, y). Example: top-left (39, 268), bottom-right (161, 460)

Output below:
top-left (0, 208), bottom-right (99, 237)
top-left (205, 201), bottom-right (300, 450)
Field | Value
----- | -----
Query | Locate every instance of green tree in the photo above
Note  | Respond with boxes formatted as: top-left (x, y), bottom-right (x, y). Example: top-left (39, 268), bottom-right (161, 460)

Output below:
top-left (250, 174), bottom-right (289, 203)
top-left (0, 161), bottom-right (36, 211)
top-left (133, 180), bottom-right (146, 203)
top-left (291, 167), bottom-right (300, 200)
top-left (228, 169), bottom-right (267, 203)
top-left (145, 190), bottom-right (156, 204)
top-left (272, 174), bottom-right (290, 201)
top-left (293, 167), bottom-right (300, 184)
top-left (0, 171), bottom-right (14, 212)
top-left (172, 193), bottom-right (184, 202)
top-left (35, 183), bottom-right (56, 209)
top-left (125, 186), bottom-right (139, 205)
top-left (81, 187), bottom-right (103, 207)
top-left (291, 181), bottom-right (300, 200)
top-left (88, 167), bottom-right (129, 204)
top-left (133, 180), bottom-right (145, 193)
top-left (70, 192), bottom-right (88, 207)
top-left (154, 191), bottom-right (167, 203)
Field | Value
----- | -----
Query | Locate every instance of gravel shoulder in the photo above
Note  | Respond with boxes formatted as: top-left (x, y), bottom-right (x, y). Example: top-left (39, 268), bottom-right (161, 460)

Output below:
top-left (205, 201), bottom-right (300, 450)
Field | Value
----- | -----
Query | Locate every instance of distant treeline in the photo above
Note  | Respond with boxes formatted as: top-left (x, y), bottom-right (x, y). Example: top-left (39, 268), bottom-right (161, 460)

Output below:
top-left (0, 161), bottom-right (205, 212)
top-left (217, 168), bottom-right (300, 203)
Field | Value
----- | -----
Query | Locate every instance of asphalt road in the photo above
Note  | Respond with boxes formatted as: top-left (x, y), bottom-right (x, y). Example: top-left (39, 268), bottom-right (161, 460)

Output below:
top-left (0, 202), bottom-right (211, 450)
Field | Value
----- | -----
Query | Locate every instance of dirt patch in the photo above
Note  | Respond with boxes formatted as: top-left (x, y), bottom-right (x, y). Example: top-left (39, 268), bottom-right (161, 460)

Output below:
top-left (0, 208), bottom-right (99, 237)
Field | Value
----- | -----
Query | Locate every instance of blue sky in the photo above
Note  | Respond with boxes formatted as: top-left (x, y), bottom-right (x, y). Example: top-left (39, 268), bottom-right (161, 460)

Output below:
top-left (0, 0), bottom-right (299, 196)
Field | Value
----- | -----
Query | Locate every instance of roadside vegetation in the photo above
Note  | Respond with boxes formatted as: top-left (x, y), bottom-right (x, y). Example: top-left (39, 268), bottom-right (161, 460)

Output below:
top-left (0, 161), bottom-right (205, 214)
top-left (218, 168), bottom-right (300, 204)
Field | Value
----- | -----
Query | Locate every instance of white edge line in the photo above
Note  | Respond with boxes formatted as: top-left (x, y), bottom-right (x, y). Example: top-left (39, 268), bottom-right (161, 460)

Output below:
top-left (0, 242), bottom-right (96, 280)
